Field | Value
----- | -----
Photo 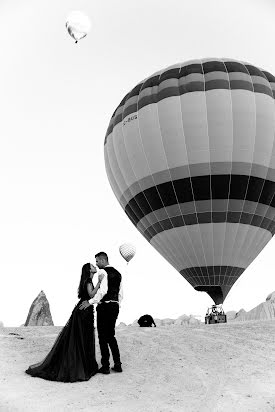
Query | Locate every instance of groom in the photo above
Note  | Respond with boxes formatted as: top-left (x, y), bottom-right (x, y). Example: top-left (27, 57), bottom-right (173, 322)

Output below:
top-left (79, 251), bottom-right (123, 374)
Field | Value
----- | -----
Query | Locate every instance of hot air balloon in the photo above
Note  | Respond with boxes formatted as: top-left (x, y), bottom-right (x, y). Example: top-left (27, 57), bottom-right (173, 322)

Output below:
top-left (104, 58), bottom-right (275, 305)
top-left (119, 243), bottom-right (136, 263)
top-left (66, 11), bottom-right (91, 43)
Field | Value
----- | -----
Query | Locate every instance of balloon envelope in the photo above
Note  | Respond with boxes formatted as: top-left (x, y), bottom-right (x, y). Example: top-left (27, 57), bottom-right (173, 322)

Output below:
top-left (66, 11), bottom-right (91, 43)
top-left (105, 58), bottom-right (275, 304)
top-left (119, 243), bottom-right (136, 263)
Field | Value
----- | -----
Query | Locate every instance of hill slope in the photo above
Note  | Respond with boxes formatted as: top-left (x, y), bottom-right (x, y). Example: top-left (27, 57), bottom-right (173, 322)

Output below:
top-left (231, 291), bottom-right (275, 322)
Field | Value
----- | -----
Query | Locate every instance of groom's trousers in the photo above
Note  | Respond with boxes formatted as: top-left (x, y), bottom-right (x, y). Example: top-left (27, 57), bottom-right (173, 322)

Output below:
top-left (96, 302), bottom-right (121, 368)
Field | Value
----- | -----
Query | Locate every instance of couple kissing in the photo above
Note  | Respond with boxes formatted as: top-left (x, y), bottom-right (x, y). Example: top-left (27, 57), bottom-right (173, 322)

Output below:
top-left (26, 251), bottom-right (123, 382)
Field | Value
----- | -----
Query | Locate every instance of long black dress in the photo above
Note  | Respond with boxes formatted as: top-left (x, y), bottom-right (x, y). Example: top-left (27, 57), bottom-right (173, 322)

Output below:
top-left (25, 279), bottom-right (98, 382)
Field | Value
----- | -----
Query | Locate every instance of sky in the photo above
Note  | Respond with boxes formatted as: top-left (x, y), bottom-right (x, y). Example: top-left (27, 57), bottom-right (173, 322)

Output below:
top-left (1, 0), bottom-right (275, 326)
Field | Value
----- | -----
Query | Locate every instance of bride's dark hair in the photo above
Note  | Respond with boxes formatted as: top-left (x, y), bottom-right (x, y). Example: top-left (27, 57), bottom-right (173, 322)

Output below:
top-left (77, 263), bottom-right (91, 299)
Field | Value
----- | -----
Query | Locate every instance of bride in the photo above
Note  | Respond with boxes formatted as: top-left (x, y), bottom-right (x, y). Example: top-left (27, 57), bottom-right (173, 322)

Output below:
top-left (25, 263), bottom-right (102, 382)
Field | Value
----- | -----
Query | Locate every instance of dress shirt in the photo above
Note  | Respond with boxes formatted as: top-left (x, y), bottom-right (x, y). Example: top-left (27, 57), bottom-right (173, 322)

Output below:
top-left (88, 265), bottom-right (123, 306)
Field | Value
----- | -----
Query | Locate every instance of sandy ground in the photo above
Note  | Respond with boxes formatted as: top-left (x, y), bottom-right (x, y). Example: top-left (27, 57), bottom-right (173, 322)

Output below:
top-left (0, 321), bottom-right (275, 412)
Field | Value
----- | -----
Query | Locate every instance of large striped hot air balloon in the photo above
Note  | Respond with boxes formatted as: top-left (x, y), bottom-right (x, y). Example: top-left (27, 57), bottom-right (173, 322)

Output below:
top-left (104, 58), bottom-right (275, 305)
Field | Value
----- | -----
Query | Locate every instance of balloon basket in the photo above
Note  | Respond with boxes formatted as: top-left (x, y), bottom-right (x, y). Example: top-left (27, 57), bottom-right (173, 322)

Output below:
top-left (205, 304), bottom-right (227, 324)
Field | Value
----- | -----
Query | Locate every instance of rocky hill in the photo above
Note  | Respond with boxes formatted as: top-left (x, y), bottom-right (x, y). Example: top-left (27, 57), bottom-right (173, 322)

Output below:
top-left (227, 291), bottom-right (275, 322)
top-left (118, 314), bottom-right (201, 327)
top-left (24, 290), bottom-right (54, 326)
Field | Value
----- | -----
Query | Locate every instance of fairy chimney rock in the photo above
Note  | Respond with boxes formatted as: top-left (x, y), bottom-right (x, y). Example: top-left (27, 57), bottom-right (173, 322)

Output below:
top-left (24, 290), bottom-right (54, 326)
top-left (232, 293), bottom-right (275, 322)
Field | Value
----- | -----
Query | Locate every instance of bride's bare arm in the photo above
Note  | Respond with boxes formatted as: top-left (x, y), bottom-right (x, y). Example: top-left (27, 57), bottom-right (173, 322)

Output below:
top-left (87, 280), bottom-right (102, 298)
top-left (87, 273), bottom-right (105, 299)
top-left (79, 273), bottom-right (105, 310)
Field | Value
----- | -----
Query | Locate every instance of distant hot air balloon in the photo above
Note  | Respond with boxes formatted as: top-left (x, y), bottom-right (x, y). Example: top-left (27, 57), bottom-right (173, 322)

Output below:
top-left (104, 58), bottom-right (275, 305)
top-left (119, 243), bottom-right (136, 263)
top-left (66, 11), bottom-right (91, 43)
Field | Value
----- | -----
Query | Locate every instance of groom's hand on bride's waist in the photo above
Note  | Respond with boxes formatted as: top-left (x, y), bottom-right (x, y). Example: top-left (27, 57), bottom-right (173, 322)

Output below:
top-left (79, 301), bottom-right (91, 310)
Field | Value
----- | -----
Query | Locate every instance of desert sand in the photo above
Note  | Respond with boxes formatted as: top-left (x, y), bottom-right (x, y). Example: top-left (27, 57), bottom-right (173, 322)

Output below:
top-left (0, 321), bottom-right (275, 412)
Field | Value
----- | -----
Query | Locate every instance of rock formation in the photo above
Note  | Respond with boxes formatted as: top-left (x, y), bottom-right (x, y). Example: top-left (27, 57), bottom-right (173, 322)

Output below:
top-left (235, 308), bottom-right (247, 318)
top-left (117, 322), bottom-right (127, 328)
top-left (130, 319), bottom-right (139, 327)
top-left (225, 310), bottom-right (237, 321)
top-left (228, 291), bottom-right (275, 322)
top-left (174, 314), bottom-right (201, 326)
top-left (188, 315), bottom-right (201, 325)
top-left (24, 290), bottom-right (54, 326)
top-left (160, 318), bottom-right (175, 326)
top-left (128, 314), bottom-right (201, 327)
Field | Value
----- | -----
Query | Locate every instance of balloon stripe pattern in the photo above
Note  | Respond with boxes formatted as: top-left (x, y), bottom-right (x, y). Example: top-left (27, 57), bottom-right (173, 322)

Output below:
top-left (104, 58), bottom-right (275, 304)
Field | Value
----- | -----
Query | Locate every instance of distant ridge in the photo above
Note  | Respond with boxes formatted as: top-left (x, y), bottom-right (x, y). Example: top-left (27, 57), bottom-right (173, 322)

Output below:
top-left (228, 291), bottom-right (275, 322)
top-left (118, 314), bottom-right (202, 327)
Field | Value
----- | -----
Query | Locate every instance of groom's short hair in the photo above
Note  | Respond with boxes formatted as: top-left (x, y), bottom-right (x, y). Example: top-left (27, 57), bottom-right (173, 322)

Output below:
top-left (95, 251), bottom-right (108, 260)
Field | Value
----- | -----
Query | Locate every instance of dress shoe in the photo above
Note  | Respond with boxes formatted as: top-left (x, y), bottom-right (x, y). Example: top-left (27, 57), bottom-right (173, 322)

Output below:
top-left (111, 365), bottom-right (123, 372)
top-left (98, 366), bottom-right (110, 374)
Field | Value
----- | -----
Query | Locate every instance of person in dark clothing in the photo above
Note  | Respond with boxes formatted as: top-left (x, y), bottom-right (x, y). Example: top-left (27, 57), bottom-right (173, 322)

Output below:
top-left (138, 314), bottom-right (156, 327)
top-left (79, 251), bottom-right (123, 375)
top-left (25, 263), bottom-right (102, 382)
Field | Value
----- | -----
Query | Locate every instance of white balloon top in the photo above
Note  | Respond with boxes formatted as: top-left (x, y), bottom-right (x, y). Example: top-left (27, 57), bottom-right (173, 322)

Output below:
top-left (66, 11), bottom-right (91, 43)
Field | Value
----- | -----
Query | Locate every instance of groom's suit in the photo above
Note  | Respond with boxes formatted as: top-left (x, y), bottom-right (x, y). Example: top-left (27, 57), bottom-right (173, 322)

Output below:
top-left (89, 265), bottom-right (122, 369)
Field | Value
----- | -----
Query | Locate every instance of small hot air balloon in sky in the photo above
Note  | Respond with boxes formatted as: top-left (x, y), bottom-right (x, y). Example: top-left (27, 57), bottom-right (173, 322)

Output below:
top-left (66, 11), bottom-right (91, 43)
top-left (119, 243), bottom-right (136, 263)
top-left (105, 58), bottom-right (275, 305)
